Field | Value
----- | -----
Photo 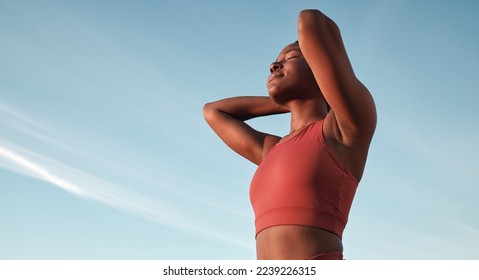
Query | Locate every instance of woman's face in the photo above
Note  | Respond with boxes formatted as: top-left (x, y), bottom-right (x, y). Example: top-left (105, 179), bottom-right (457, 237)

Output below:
top-left (266, 43), bottom-right (319, 104)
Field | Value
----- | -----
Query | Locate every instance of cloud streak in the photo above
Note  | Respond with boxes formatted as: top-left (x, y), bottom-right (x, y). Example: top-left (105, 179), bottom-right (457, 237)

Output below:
top-left (0, 101), bottom-right (254, 251)
top-left (0, 142), bottom-right (253, 250)
top-left (0, 145), bottom-right (85, 197)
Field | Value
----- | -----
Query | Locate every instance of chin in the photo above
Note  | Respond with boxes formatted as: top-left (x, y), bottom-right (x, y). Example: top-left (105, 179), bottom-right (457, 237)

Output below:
top-left (268, 86), bottom-right (292, 104)
top-left (267, 88), bottom-right (280, 102)
top-left (269, 93), bottom-right (291, 106)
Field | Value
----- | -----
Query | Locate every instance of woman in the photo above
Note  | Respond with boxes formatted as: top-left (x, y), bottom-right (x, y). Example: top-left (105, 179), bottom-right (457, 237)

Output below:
top-left (203, 9), bottom-right (376, 260)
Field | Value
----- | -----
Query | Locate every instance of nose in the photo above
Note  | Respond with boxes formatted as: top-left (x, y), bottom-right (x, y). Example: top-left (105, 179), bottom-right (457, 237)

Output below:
top-left (269, 61), bottom-right (283, 73)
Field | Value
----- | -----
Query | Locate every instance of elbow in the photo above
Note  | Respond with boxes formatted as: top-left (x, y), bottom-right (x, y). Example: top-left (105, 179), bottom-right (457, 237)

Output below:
top-left (297, 9), bottom-right (339, 36)
top-left (203, 101), bottom-right (226, 124)
top-left (298, 9), bottom-right (323, 21)
top-left (202, 102), bottom-right (215, 122)
top-left (298, 9), bottom-right (325, 30)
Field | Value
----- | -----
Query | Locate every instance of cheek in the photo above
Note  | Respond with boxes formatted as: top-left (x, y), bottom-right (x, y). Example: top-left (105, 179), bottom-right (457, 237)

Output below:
top-left (291, 65), bottom-right (316, 85)
top-left (299, 63), bottom-right (315, 78)
top-left (298, 65), bottom-right (317, 85)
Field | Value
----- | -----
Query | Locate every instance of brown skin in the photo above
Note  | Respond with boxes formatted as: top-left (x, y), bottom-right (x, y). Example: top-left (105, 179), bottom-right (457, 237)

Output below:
top-left (203, 9), bottom-right (376, 259)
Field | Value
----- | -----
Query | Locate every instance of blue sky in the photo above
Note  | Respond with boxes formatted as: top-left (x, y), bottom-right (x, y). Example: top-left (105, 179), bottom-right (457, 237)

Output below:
top-left (1, 0), bottom-right (478, 259)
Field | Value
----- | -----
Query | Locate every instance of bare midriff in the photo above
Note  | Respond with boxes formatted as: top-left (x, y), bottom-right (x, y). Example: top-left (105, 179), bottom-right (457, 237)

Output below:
top-left (256, 225), bottom-right (343, 260)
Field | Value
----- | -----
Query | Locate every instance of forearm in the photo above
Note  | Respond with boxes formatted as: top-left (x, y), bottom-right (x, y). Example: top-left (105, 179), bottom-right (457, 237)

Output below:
top-left (297, 9), bottom-right (376, 137)
top-left (203, 96), bottom-right (289, 121)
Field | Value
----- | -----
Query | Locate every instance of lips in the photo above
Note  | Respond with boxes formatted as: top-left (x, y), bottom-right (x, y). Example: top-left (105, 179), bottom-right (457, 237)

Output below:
top-left (268, 72), bottom-right (284, 83)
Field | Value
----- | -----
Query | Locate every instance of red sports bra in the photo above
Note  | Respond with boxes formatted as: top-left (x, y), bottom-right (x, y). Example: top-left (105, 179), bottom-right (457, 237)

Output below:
top-left (249, 119), bottom-right (358, 239)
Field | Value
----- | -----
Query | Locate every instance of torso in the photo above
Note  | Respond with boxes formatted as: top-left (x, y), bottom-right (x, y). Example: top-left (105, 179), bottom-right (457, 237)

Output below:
top-left (250, 119), bottom-right (362, 259)
top-left (256, 225), bottom-right (343, 260)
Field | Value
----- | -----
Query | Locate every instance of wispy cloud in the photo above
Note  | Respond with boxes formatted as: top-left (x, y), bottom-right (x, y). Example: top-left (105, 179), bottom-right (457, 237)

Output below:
top-left (0, 142), bottom-right (252, 249)
top-left (0, 101), bottom-right (254, 251)
top-left (0, 145), bottom-right (85, 197)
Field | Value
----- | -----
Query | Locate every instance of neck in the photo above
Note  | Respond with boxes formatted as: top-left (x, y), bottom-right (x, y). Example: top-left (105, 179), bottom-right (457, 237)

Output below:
top-left (287, 99), bottom-right (327, 133)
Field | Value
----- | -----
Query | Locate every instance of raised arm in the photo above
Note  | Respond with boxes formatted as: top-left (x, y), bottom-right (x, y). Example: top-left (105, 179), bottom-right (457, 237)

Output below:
top-left (203, 96), bottom-right (289, 165)
top-left (297, 9), bottom-right (376, 144)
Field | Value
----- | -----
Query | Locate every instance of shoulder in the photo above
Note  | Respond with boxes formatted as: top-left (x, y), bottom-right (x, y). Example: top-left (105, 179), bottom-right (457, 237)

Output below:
top-left (260, 134), bottom-right (282, 163)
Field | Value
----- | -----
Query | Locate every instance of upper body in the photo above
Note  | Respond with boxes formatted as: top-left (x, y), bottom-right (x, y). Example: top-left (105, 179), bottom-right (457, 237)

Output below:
top-left (203, 9), bottom-right (376, 259)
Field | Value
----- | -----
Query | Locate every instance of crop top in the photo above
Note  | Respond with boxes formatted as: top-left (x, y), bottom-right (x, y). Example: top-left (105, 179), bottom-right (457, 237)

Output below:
top-left (249, 119), bottom-right (358, 239)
